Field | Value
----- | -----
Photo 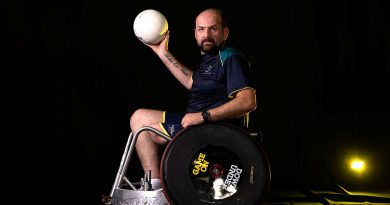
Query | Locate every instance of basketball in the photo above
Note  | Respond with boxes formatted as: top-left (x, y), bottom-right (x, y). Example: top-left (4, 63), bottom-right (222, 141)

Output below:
top-left (133, 9), bottom-right (168, 45)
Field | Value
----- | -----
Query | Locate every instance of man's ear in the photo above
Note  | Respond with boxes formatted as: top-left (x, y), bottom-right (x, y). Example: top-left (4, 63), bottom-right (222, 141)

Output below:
top-left (223, 27), bottom-right (229, 40)
top-left (194, 28), bottom-right (197, 39)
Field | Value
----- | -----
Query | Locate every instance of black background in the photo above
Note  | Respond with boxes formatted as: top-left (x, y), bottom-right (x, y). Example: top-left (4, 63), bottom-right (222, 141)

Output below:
top-left (4, 0), bottom-right (389, 204)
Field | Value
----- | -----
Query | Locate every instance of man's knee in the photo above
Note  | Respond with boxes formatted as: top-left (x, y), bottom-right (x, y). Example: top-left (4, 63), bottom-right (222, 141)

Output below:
top-left (130, 108), bottom-right (148, 127)
top-left (130, 108), bottom-right (145, 121)
top-left (130, 109), bottom-right (165, 133)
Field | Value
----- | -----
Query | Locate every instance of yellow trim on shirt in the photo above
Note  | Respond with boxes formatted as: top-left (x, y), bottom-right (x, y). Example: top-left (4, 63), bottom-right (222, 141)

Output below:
top-left (228, 87), bottom-right (256, 98)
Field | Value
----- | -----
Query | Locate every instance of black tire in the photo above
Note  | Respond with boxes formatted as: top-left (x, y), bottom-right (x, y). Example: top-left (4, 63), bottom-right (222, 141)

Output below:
top-left (160, 123), bottom-right (271, 205)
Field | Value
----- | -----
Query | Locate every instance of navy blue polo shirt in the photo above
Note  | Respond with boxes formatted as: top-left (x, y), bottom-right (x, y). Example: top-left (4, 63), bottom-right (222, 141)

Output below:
top-left (186, 46), bottom-right (254, 113)
top-left (160, 46), bottom-right (254, 137)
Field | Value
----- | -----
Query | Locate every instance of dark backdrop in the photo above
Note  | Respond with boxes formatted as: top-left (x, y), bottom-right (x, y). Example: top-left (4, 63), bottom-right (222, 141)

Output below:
top-left (4, 0), bottom-right (389, 204)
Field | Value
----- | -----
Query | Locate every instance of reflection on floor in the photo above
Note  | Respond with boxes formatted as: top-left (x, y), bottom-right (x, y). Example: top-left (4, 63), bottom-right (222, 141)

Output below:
top-left (263, 188), bottom-right (390, 205)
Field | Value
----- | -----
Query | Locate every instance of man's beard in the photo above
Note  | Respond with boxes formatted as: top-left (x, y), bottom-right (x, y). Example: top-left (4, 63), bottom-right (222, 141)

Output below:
top-left (200, 38), bottom-right (222, 54)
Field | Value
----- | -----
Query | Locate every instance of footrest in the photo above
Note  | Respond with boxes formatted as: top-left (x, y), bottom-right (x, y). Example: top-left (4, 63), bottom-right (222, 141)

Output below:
top-left (111, 188), bottom-right (169, 205)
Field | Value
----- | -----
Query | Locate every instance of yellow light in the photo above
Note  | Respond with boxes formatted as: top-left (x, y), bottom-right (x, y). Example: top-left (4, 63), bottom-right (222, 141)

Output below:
top-left (350, 159), bottom-right (365, 173)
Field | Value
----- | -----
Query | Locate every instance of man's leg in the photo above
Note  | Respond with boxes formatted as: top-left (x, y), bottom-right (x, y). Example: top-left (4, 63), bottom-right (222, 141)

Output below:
top-left (130, 109), bottom-right (168, 185)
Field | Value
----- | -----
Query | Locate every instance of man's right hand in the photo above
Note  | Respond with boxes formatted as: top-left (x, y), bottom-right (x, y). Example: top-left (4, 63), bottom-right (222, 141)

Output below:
top-left (181, 112), bottom-right (205, 128)
top-left (146, 30), bottom-right (170, 55)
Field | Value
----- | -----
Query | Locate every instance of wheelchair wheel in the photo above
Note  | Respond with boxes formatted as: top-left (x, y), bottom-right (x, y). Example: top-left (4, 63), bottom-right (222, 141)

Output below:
top-left (160, 123), bottom-right (271, 205)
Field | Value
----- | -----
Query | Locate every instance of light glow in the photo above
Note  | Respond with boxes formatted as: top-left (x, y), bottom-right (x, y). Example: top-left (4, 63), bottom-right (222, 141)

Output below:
top-left (350, 159), bottom-right (366, 173)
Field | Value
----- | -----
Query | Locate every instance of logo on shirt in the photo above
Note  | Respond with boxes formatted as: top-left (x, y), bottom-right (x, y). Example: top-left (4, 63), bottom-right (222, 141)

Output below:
top-left (200, 64), bottom-right (212, 74)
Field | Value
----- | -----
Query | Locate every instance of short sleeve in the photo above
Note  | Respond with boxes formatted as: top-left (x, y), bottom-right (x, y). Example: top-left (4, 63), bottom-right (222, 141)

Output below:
top-left (225, 55), bottom-right (254, 97)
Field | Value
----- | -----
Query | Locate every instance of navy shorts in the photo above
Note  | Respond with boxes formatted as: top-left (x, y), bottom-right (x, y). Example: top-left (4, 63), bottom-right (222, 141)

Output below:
top-left (160, 111), bottom-right (184, 138)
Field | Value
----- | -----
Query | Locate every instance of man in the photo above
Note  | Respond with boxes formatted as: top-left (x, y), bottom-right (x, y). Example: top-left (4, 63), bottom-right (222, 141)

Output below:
top-left (130, 8), bottom-right (257, 190)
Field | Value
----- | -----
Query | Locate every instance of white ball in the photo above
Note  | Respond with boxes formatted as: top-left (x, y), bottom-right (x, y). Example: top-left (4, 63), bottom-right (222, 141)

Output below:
top-left (133, 9), bottom-right (168, 45)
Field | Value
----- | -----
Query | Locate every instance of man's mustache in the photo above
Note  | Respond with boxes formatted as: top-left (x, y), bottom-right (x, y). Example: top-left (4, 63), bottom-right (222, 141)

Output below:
top-left (202, 38), bottom-right (215, 44)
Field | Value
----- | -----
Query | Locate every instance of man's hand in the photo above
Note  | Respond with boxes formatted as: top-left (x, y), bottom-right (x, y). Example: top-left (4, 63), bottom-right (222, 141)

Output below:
top-left (181, 112), bottom-right (204, 128)
top-left (145, 31), bottom-right (170, 55)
